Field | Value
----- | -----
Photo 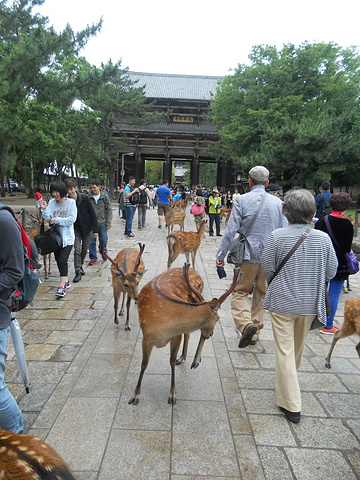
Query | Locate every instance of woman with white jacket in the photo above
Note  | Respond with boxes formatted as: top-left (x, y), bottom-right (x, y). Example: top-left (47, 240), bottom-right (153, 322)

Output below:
top-left (39, 181), bottom-right (77, 297)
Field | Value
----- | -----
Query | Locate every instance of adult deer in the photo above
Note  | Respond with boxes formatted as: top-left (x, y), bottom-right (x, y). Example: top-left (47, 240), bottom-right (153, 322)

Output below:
top-left (29, 221), bottom-right (51, 279)
top-left (128, 263), bottom-right (241, 405)
top-left (0, 428), bottom-right (76, 479)
top-left (105, 243), bottom-right (146, 331)
top-left (167, 218), bottom-right (208, 269)
top-left (165, 204), bottom-right (186, 234)
top-left (325, 298), bottom-right (360, 368)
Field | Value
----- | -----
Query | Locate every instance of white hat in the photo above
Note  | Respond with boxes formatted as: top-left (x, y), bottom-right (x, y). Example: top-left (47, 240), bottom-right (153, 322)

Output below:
top-left (249, 166), bottom-right (269, 182)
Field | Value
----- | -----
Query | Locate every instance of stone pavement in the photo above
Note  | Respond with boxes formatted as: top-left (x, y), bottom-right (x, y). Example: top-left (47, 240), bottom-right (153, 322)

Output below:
top-left (4, 198), bottom-right (360, 480)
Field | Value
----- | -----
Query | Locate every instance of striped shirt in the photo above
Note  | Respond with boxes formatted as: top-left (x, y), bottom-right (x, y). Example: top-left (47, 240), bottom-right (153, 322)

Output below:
top-left (261, 224), bottom-right (338, 323)
top-left (216, 185), bottom-right (287, 263)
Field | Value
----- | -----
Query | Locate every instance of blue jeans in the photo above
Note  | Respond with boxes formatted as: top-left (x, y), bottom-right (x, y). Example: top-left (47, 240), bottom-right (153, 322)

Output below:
top-left (0, 327), bottom-right (23, 432)
top-left (89, 226), bottom-right (108, 261)
top-left (125, 206), bottom-right (136, 235)
top-left (326, 279), bottom-right (344, 328)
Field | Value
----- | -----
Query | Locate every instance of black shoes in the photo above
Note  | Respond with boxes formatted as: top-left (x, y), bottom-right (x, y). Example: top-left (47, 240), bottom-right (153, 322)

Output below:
top-left (279, 407), bottom-right (301, 423)
top-left (239, 324), bottom-right (257, 348)
top-left (217, 234), bottom-right (222, 236)
top-left (80, 267), bottom-right (85, 276)
top-left (73, 272), bottom-right (82, 283)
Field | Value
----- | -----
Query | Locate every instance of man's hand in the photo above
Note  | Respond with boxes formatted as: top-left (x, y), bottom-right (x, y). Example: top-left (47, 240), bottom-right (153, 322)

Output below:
top-left (107, 226), bottom-right (111, 230)
top-left (93, 233), bottom-right (98, 238)
top-left (216, 259), bottom-right (224, 268)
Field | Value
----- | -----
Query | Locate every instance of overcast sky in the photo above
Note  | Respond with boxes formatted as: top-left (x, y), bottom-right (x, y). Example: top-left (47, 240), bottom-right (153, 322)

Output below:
top-left (37, 0), bottom-right (360, 77)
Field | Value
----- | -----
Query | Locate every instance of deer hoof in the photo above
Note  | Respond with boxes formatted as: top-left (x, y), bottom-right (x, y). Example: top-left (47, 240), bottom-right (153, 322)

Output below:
top-left (114, 318), bottom-right (119, 325)
top-left (325, 362), bottom-right (331, 369)
top-left (168, 396), bottom-right (176, 405)
top-left (125, 325), bottom-right (131, 331)
top-left (176, 358), bottom-right (185, 365)
top-left (191, 362), bottom-right (200, 369)
top-left (119, 312), bottom-right (124, 316)
top-left (128, 397), bottom-right (139, 405)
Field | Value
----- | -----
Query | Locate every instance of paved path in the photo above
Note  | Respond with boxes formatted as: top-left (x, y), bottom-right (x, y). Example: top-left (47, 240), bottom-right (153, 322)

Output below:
top-left (4, 199), bottom-right (360, 480)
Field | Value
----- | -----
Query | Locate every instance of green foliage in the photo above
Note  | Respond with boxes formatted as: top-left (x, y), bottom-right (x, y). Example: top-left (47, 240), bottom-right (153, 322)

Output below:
top-left (211, 42), bottom-right (360, 190)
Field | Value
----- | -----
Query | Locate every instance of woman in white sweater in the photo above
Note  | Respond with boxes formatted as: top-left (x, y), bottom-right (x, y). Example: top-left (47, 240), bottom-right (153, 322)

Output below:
top-left (39, 181), bottom-right (77, 297)
top-left (261, 189), bottom-right (338, 424)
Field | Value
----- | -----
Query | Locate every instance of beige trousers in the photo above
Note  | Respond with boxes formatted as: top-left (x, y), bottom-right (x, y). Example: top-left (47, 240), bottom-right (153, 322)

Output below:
top-left (270, 311), bottom-right (315, 412)
top-left (231, 261), bottom-right (267, 336)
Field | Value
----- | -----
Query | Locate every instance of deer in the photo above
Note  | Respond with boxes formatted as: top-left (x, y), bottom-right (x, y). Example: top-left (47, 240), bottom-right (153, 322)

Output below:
top-left (105, 243), bottom-right (146, 331)
top-left (0, 428), bottom-right (76, 479)
top-left (165, 204), bottom-right (186, 234)
top-left (29, 221), bottom-right (51, 279)
top-left (220, 208), bottom-right (232, 226)
top-left (128, 263), bottom-right (241, 405)
top-left (325, 298), bottom-right (360, 368)
top-left (167, 218), bottom-right (209, 269)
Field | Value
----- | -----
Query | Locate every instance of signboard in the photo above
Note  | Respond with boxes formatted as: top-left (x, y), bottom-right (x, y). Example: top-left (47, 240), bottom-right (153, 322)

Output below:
top-left (172, 115), bottom-right (194, 123)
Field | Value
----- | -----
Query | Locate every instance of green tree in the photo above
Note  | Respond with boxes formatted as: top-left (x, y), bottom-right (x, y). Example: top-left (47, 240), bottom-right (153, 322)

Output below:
top-left (211, 42), bottom-right (360, 190)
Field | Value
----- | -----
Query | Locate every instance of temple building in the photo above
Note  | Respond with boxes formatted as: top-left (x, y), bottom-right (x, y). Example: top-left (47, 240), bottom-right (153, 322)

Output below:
top-left (112, 71), bottom-right (236, 189)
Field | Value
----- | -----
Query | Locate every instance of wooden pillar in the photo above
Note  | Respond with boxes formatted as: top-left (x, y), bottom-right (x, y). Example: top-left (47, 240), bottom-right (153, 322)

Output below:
top-left (191, 154), bottom-right (199, 188)
top-left (163, 137), bottom-right (171, 182)
top-left (135, 151), bottom-right (142, 181)
top-left (217, 160), bottom-right (227, 192)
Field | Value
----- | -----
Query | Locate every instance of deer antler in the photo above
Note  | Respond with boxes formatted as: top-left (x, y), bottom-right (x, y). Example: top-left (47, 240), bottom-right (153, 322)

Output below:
top-left (217, 267), bottom-right (242, 306)
top-left (182, 263), bottom-right (205, 303)
top-left (133, 243), bottom-right (145, 273)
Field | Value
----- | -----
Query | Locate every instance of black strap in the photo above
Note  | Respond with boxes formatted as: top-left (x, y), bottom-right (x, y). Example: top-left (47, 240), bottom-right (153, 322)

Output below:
top-left (324, 215), bottom-right (339, 248)
top-left (268, 226), bottom-right (312, 286)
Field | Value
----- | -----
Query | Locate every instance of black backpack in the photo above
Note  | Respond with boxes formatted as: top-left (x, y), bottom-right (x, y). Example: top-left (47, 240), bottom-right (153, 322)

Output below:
top-left (0, 205), bottom-right (41, 311)
top-left (137, 188), bottom-right (148, 205)
top-left (319, 195), bottom-right (332, 219)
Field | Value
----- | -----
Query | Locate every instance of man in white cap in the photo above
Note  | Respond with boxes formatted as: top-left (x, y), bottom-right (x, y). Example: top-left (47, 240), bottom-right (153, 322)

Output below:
top-left (215, 166), bottom-right (287, 348)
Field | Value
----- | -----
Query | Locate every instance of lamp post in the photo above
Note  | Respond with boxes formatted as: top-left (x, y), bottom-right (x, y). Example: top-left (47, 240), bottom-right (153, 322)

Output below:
top-left (121, 152), bottom-right (134, 185)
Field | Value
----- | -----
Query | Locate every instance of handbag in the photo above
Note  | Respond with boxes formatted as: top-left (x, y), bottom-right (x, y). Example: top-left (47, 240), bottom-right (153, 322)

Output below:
top-left (191, 203), bottom-right (205, 216)
top-left (324, 215), bottom-right (359, 275)
top-left (267, 226), bottom-right (330, 330)
top-left (227, 193), bottom-right (267, 265)
top-left (34, 220), bottom-right (62, 255)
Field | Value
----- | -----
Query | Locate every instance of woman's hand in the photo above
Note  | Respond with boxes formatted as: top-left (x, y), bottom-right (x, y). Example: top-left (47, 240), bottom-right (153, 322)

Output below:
top-left (38, 198), bottom-right (47, 209)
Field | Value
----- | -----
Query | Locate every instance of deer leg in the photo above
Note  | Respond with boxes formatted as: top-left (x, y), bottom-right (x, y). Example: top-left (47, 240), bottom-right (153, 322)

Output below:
top-left (168, 335), bottom-right (182, 405)
top-left (191, 328), bottom-right (214, 369)
top-left (325, 331), bottom-right (342, 368)
top-left (119, 291), bottom-right (126, 316)
top-left (191, 251), bottom-right (197, 269)
top-left (113, 288), bottom-right (121, 325)
top-left (125, 294), bottom-right (132, 331)
top-left (176, 333), bottom-right (190, 364)
top-left (43, 255), bottom-right (48, 279)
top-left (129, 339), bottom-right (154, 405)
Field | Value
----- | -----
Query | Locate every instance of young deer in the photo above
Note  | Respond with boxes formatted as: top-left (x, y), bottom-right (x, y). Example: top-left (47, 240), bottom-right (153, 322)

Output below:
top-left (167, 218), bottom-right (208, 269)
top-left (0, 429), bottom-right (76, 479)
top-left (128, 263), bottom-right (241, 405)
top-left (29, 222), bottom-right (51, 279)
top-left (325, 297), bottom-right (360, 368)
top-left (165, 205), bottom-right (186, 234)
top-left (105, 243), bottom-right (146, 331)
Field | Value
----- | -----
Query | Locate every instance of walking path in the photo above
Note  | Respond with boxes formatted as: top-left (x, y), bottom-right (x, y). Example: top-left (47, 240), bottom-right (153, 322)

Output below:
top-left (4, 197), bottom-right (360, 480)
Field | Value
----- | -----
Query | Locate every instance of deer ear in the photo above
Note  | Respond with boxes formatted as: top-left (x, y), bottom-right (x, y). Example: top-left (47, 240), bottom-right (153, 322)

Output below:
top-left (137, 270), bottom-right (147, 277)
top-left (210, 298), bottom-right (220, 311)
top-left (114, 270), bottom-right (124, 279)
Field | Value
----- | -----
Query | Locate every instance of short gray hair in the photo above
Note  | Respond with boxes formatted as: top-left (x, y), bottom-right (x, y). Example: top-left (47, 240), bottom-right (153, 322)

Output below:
top-left (282, 189), bottom-right (315, 224)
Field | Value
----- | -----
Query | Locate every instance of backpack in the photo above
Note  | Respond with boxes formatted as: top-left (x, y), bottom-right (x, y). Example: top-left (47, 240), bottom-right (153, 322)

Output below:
top-left (137, 188), bottom-right (148, 205)
top-left (0, 205), bottom-right (41, 311)
top-left (319, 195), bottom-right (332, 219)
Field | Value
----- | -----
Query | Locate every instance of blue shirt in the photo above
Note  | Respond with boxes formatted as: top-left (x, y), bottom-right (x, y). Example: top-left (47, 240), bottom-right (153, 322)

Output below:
top-left (216, 185), bottom-right (288, 263)
top-left (156, 185), bottom-right (172, 204)
top-left (124, 184), bottom-right (136, 208)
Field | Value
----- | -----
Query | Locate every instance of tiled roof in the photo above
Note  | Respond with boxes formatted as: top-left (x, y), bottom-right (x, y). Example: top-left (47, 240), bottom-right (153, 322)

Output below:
top-left (127, 71), bottom-right (223, 101)
top-left (114, 121), bottom-right (218, 135)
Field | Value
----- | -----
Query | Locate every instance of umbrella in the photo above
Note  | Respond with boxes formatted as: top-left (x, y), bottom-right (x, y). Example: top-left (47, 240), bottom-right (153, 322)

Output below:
top-left (10, 312), bottom-right (30, 394)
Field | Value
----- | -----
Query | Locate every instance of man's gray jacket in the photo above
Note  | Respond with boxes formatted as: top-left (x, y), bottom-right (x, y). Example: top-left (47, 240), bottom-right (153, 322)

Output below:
top-left (216, 185), bottom-right (287, 263)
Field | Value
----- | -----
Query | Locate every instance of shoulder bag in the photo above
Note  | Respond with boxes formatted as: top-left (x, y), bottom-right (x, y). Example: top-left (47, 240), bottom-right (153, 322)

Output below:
top-left (267, 225), bottom-right (330, 329)
top-left (227, 193), bottom-right (267, 265)
top-left (191, 203), bottom-right (205, 216)
top-left (34, 220), bottom-right (62, 255)
top-left (324, 215), bottom-right (359, 275)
